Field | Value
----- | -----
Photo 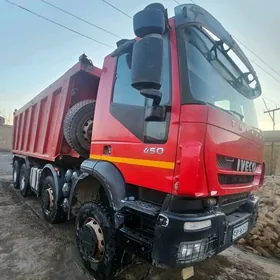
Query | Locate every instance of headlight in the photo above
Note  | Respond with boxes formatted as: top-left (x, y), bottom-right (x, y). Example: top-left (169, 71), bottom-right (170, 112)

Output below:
top-left (178, 239), bottom-right (208, 263)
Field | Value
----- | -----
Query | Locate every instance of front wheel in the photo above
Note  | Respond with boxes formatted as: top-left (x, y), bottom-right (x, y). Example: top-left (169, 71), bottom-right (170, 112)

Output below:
top-left (76, 202), bottom-right (121, 280)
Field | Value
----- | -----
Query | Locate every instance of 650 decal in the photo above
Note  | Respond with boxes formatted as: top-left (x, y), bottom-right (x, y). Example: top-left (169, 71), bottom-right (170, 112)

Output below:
top-left (144, 147), bottom-right (164, 155)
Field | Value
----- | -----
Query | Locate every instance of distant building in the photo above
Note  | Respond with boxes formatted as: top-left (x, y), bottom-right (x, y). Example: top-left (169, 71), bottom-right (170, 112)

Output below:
top-left (0, 116), bottom-right (5, 125)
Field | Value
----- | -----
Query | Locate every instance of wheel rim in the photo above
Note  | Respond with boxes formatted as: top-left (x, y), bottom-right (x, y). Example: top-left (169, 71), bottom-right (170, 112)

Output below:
top-left (20, 176), bottom-right (25, 191)
top-left (79, 217), bottom-right (105, 263)
top-left (82, 119), bottom-right (93, 142)
top-left (42, 186), bottom-right (54, 215)
top-left (13, 170), bottom-right (17, 183)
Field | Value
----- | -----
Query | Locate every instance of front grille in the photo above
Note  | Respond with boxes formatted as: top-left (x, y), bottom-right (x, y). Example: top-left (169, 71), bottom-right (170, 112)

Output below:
top-left (218, 174), bottom-right (254, 185)
top-left (217, 155), bottom-right (234, 170)
top-left (217, 155), bottom-right (259, 172)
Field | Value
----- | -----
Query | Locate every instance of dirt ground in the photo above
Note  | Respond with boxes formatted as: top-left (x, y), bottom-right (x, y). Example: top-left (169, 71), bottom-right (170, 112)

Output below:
top-left (0, 152), bottom-right (280, 280)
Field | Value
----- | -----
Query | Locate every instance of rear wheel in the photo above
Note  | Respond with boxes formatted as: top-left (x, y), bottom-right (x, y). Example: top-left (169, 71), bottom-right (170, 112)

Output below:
top-left (13, 160), bottom-right (21, 189)
top-left (76, 202), bottom-right (121, 280)
top-left (63, 100), bottom-right (95, 158)
top-left (19, 164), bottom-right (30, 197)
top-left (41, 176), bottom-right (66, 224)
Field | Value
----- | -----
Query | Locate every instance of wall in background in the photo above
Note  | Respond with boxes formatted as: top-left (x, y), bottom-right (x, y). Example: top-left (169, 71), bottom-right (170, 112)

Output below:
top-left (0, 124), bottom-right (12, 151)
top-left (263, 130), bottom-right (280, 175)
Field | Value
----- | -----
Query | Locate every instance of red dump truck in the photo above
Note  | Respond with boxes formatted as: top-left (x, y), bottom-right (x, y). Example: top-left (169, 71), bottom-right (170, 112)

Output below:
top-left (12, 3), bottom-right (265, 279)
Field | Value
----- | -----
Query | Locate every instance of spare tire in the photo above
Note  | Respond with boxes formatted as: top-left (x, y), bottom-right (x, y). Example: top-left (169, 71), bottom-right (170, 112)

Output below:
top-left (63, 100), bottom-right (95, 158)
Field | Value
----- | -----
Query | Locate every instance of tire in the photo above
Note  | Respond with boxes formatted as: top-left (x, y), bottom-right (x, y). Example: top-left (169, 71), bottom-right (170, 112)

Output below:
top-left (19, 164), bottom-right (30, 197)
top-left (76, 202), bottom-right (121, 280)
top-left (13, 160), bottom-right (21, 189)
top-left (41, 175), bottom-right (66, 224)
top-left (63, 100), bottom-right (95, 158)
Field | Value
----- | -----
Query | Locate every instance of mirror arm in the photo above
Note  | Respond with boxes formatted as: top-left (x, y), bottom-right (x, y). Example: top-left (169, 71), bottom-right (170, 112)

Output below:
top-left (111, 39), bottom-right (136, 57)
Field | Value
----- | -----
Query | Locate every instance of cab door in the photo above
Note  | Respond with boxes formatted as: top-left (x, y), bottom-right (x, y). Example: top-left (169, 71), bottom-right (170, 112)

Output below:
top-left (91, 31), bottom-right (180, 194)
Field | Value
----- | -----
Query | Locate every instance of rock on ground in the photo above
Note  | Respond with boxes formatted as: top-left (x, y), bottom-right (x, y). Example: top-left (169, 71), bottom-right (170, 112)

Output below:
top-left (242, 176), bottom-right (280, 259)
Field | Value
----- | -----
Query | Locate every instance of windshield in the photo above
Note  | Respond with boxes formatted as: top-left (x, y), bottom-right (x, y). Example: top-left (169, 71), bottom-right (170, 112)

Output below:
top-left (182, 26), bottom-right (258, 128)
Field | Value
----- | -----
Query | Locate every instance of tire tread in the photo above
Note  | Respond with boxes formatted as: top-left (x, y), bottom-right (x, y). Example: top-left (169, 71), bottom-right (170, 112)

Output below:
top-left (76, 201), bottom-right (121, 280)
top-left (63, 100), bottom-right (95, 158)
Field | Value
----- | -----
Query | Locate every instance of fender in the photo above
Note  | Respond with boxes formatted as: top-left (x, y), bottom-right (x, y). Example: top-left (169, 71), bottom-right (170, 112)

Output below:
top-left (13, 154), bottom-right (28, 163)
top-left (16, 155), bottom-right (31, 185)
top-left (13, 154), bottom-right (31, 173)
top-left (68, 159), bottom-right (126, 218)
top-left (67, 172), bottom-right (90, 220)
top-left (40, 164), bottom-right (65, 202)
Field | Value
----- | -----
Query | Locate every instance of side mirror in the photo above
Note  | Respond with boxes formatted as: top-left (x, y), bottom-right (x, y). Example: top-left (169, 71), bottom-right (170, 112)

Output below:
top-left (141, 89), bottom-right (165, 122)
top-left (130, 3), bottom-right (168, 122)
top-left (140, 89), bottom-right (162, 106)
top-left (133, 6), bottom-right (166, 38)
top-left (131, 36), bottom-right (163, 90)
top-left (131, 4), bottom-right (167, 91)
top-left (145, 106), bottom-right (165, 122)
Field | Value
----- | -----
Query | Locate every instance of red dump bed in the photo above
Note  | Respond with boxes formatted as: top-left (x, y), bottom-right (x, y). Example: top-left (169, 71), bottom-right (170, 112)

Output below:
top-left (12, 59), bottom-right (101, 161)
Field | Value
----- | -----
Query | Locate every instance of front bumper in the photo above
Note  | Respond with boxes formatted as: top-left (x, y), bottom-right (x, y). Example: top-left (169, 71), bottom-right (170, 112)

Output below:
top-left (151, 195), bottom-right (259, 268)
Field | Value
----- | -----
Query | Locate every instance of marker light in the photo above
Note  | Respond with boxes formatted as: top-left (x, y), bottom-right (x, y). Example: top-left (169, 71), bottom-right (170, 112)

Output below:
top-left (183, 220), bottom-right (212, 231)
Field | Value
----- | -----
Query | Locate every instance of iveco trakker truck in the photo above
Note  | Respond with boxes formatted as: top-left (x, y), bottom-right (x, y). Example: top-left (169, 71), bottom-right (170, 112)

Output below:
top-left (12, 3), bottom-right (264, 279)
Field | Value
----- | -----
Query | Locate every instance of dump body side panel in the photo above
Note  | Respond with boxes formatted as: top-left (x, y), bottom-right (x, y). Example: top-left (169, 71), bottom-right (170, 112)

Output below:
top-left (12, 62), bottom-right (101, 161)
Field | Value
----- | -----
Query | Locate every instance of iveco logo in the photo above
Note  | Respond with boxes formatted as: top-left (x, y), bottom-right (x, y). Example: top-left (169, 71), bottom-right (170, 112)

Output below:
top-left (236, 159), bottom-right (257, 172)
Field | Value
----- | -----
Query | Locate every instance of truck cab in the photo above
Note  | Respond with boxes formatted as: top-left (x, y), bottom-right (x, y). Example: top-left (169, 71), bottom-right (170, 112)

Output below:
top-left (12, 3), bottom-right (264, 279)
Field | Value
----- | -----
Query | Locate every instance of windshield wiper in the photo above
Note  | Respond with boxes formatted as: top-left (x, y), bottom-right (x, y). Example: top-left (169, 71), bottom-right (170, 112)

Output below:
top-left (206, 103), bottom-right (244, 121)
top-left (228, 110), bottom-right (244, 121)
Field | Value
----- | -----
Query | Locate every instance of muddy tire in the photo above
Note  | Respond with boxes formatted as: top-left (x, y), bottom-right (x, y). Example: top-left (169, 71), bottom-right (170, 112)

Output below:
top-left (19, 164), bottom-right (30, 197)
top-left (41, 175), bottom-right (66, 224)
top-left (63, 100), bottom-right (95, 158)
top-left (13, 160), bottom-right (21, 189)
top-left (76, 202), bottom-right (121, 280)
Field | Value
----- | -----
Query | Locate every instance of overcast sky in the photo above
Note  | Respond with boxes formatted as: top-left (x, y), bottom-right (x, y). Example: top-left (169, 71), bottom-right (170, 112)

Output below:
top-left (1, 0), bottom-right (279, 130)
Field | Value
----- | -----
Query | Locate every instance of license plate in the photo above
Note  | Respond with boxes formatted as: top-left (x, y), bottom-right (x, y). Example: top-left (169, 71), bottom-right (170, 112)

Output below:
top-left (232, 221), bottom-right (249, 240)
top-left (181, 267), bottom-right (194, 279)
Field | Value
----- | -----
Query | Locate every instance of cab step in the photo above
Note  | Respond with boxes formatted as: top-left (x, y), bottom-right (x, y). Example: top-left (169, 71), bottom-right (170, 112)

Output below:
top-left (122, 200), bottom-right (161, 217)
top-left (118, 226), bottom-right (153, 259)
top-left (119, 226), bottom-right (153, 247)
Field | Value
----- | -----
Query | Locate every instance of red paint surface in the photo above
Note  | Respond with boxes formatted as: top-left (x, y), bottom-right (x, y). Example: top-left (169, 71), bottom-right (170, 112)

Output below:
top-left (91, 19), bottom-right (181, 193)
top-left (205, 106), bottom-right (264, 196)
top-left (174, 105), bottom-right (264, 197)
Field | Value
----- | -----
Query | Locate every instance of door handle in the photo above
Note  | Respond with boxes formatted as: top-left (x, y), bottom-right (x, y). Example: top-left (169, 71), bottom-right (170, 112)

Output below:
top-left (103, 145), bottom-right (111, 155)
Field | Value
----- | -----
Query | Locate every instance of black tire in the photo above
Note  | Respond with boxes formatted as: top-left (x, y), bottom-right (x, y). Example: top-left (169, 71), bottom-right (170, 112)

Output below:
top-left (19, 164), bottom-right (30, 197)
top-left (76, 202), bottom-right (121, 280)
top-left (63, 100), bottom-right (95, 158)
top-left (41, 175), bottom-right (66, 224)
top-left (13, 160), bottom-right (21, 189)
